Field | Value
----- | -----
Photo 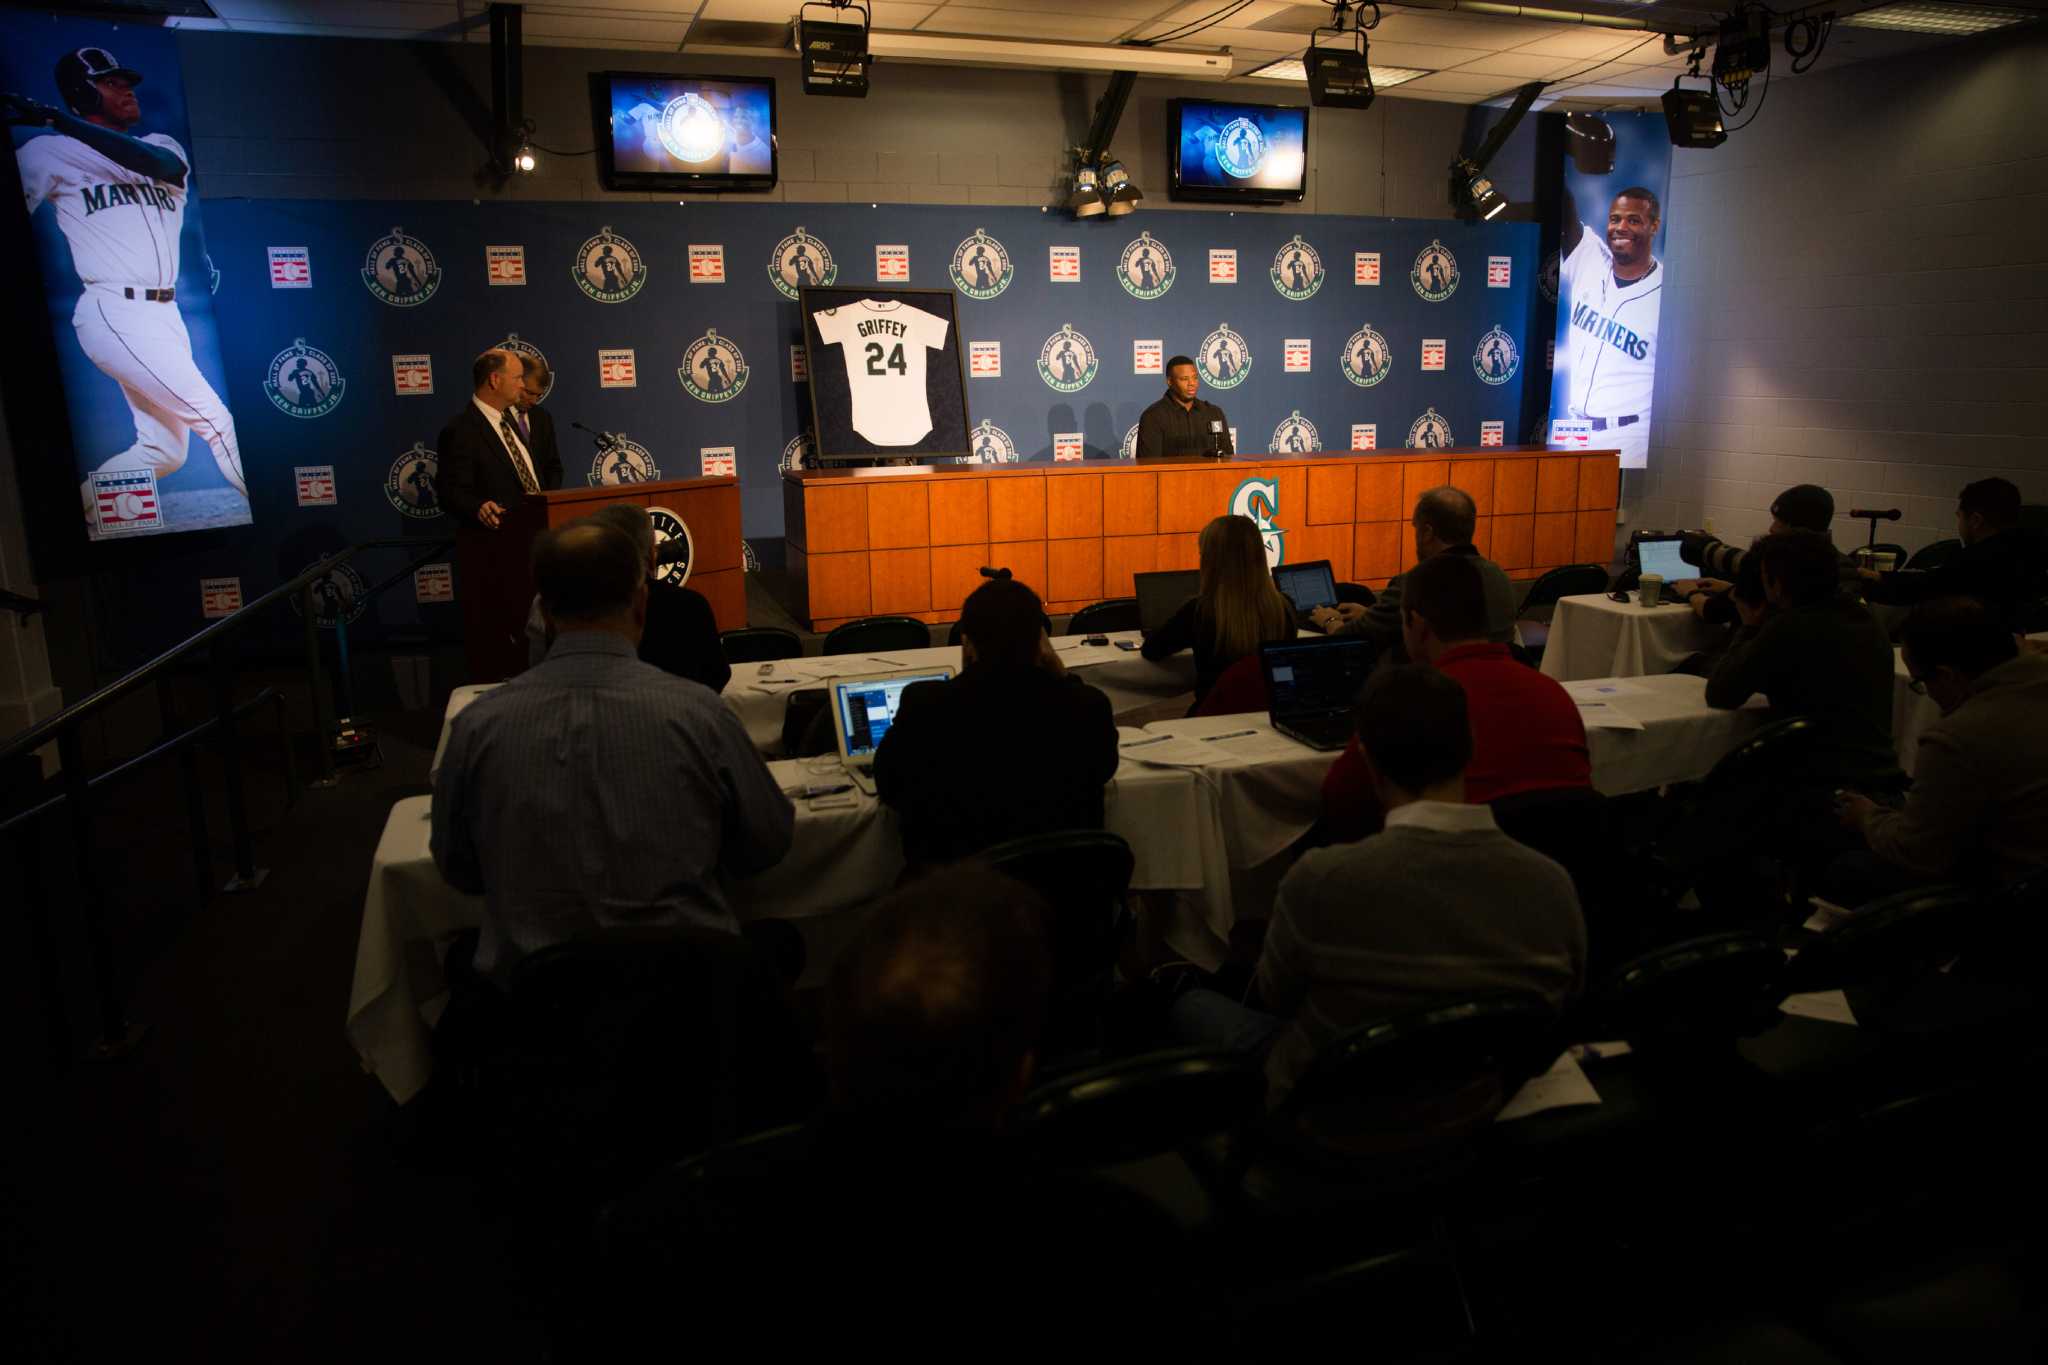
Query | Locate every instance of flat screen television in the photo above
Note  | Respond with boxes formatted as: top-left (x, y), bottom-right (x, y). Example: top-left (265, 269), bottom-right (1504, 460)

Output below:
top-left (592, 72), bottom-right (777, 192)
top-left (1169, 98), bottom-right (1309, 204)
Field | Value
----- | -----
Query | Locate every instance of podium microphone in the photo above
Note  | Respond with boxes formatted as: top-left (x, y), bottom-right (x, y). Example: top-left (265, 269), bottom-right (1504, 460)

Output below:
top-left (1848, 508), bottom-right (1901, 521)
top-left (570, 420), bottom-right (620, 448)
top-left (656, 537), bottom-right (692, 566)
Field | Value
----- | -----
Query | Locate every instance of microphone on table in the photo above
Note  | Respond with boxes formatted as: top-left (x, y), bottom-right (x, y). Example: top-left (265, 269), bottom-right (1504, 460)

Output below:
top-left (1849, 508), bottom-right (1901, 521)
top-left (978, 566), bottom-right (1012, 580)
top-left (656, 537), bottom-right (691, 566)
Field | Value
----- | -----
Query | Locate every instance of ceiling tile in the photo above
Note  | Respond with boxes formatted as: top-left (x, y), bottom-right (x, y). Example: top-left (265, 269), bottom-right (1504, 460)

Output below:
top-left (916, 9), bottom-right (1136, 40)
top-left (937, 0), bottom-right (1172, 17)
top-left (1392, 70), bottom-right (1529, 96)
top-left (1358, 40), bottom-right (1497, 69)
top-left (1510, 30), bottom-right (1667, 59)
top-left (1450, 51), bottom-right (1584, 79)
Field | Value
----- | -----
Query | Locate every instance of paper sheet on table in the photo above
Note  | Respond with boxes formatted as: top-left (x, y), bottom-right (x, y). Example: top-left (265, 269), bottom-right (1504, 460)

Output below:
top-left (1116, 732), bottom-right (1231, 768)
top-left (1780, 990), bottom-right (1858, 1027)
top-left (1188, 726), bottom-right (1322, 763)
top-left (1494, 1051), bottom-right (1601, 1122)
top-left (1563, 678), bottom-right (1646, 701)
top-left (1574, 701), bottom-right (1646, 731)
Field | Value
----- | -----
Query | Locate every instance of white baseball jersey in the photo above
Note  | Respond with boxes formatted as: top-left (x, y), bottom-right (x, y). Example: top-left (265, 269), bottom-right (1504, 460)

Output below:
top-left (812, 299), bottom-right (949, 447)
top-left (16, 130), bottom-right (188, 288)
top-left (1559, 226), bottom-right (1661, 426)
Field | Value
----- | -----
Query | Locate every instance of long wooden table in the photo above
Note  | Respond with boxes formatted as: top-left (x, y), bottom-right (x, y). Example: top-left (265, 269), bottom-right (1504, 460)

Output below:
top-left (782, 446), bottom-right (1622, 631)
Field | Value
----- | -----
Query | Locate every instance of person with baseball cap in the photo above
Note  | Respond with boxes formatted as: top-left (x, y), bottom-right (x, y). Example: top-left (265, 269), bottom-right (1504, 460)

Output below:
top-left (1676, 484), bottom-right (1852, 626)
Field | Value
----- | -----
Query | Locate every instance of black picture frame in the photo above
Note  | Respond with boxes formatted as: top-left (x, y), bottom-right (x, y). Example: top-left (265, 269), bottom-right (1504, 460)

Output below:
top-left (798, 285), bottom-right (973, 465)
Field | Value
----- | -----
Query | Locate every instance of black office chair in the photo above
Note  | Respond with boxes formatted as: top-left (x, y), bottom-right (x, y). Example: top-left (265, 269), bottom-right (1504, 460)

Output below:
top-left (823, 615), bottom-right (931, 656)
top-left (719, 626), bottom-right (802, 663)
top-left (1515, 564), bottom-right (1612, 662)
top-left (947, 612), bottom-right (1054, 646)
top-left (1700, 715), bottom-right (1820, 793)
top-left (1334, 581), bottom-right (1376, 608)
top-left (1902, 539), bottom-right (1961, 571)
top-left (1782, 884), bottom-right (1981, 1001)
top-left (1013, 1047), bottom-right (1266, 1170)
top-left (1067, 597), bottom-right (1141, 636)
top-left (1571, 931), bottom-right (1786, 1050)
top-left (980, 829), bottom-right (1135, 1059)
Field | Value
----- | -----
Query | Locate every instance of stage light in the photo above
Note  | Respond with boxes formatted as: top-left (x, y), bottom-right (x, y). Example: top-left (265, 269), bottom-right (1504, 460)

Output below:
top-left (1100, 156), bottom-right (1142, 217)
top-left (1068, 162), bottom-right (1104, 218)
top-left (1305, 44), bottom-right (1376, 109)
top-left (513, 143), bottom-right (536, 174)
top-left (1662, 80), bottom-right (1727, 148)
top-left (799, 2), bottom-right (870, 98)
top-left (1243, 56), bottom-right (1430, 88)
top-left (1713, 7), bottom-right (1773, 88)
top-left (1450, 159), bottom-right (1506, 221)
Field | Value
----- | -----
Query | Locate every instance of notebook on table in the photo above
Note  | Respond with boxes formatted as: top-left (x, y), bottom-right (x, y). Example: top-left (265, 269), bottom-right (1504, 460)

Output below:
top-left (828, 668), bottom-right (953, 794)
top-left (1134, 569), bottom-right (1201, 632)
top-left (1259, 636), bottom-right (1373, 751)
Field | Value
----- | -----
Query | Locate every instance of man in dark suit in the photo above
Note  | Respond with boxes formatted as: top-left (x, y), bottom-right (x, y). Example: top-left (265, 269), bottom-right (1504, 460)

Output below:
top-left (436, 348), bottom-right (563, 530)
top-left (512, 353), bottom-right (562, 484)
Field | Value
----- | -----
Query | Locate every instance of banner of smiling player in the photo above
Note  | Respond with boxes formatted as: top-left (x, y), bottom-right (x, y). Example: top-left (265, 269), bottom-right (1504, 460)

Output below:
top-left (1, 16), bottom-right (249, 541)
top-left (1547, 111), bottom-right (1670, 471)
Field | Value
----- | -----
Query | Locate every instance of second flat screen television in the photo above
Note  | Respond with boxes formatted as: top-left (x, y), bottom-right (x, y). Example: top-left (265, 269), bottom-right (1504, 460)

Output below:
top-left (593, 72), bottom-right (777, 191)
top-left (1170, 98), bottom-right (1308, 204)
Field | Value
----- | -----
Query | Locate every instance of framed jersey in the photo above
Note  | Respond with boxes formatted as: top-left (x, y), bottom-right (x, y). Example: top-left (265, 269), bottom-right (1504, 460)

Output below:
top-left (800, 285), bottom-right (971, 464)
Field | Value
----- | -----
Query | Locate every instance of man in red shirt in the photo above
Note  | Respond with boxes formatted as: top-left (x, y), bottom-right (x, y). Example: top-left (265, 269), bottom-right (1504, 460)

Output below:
top-left (1321, 551), bottom-right (1591, 841)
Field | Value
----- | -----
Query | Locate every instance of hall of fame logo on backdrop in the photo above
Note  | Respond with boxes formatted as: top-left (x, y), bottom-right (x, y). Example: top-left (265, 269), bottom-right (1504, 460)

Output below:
top-left (1474, 326), bottom-right (1520, 386)
top-left (769, 226), bottom-right (837, 299)
top-left (1120, 423), bottom-right (1140, 459)
top-left (1539, 249), bottom-right (1560, 306)
top-left (966, 420), bottom-right (1019, 465)
top-left (289, 560), bottom-right (370, 629)
top-left (588, 436), bottom-right (660, 485)
top-left (362, 227), bottom-right (440, 306)
top-left (1270, 411), bottom-right (1321, 454)
top-left (1118, 231), bottom-right (1176, 300)
top-left (574, 226), bottom-right (647, 303)
top-left (1408, 407), bottom-right (1454, 450)
top-left (264, 339), bottom-right (345, 418)
top-left (1228, 476), bottom-right (1286, 568)
top-left (657, 92), bottom-right (724, 162)
top-left (1412, 240), bottom-right (1460, 302)
top-left (678, 329), bottom-right (749, 402)
top-left (383, 442), bottom-right (441, 518)
top-left (949, 229), bottom-right (1013, 301)
top-left (647, 507), bottom-right (694, 587)
top-left (1341, 324), bottom-right (1393, 388)
top-left (497, 333), bottom-right (553, 401)
top-left (1197, 323), bottom-right (1251, 390)
top-left (1037, 324), bottom-right (1099, 393)
top-left (780, 432), bottom-right (814, 473)
top-left (1216, 117), bottom-right (1266, 180)
top-left (1271, 235), bottom-right (1325, 301)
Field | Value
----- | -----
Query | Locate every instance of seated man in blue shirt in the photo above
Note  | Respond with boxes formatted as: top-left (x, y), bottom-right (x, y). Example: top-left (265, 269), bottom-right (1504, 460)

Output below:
top-left (433, 519), bottom-right (794, 985)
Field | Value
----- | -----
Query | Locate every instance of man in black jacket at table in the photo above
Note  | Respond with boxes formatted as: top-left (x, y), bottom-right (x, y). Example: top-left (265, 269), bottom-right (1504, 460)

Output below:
top-left (436, 348), bottom-right (564, 530)
top-left (1861, 477), bottom-right (2045, 630)
top-left (874, 578), bottom-right (1119, 870)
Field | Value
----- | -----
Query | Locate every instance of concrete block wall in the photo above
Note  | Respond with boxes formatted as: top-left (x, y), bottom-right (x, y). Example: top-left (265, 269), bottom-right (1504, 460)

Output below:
top-left (177, 35), bottom-right (1473, 219)
top-left (1633, 24), bottom-right (2048, 557)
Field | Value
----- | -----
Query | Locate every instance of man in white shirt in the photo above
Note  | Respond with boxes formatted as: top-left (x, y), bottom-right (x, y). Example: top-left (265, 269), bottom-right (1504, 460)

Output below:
top-left (435, 348), bottom-right (561, 529)
top-left (1557, 185), bottom-right (1663, 469)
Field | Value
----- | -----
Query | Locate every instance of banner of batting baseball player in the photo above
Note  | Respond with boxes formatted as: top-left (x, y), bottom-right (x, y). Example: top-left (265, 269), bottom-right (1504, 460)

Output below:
top-left (1547, 110), bottom-right (1671, 471)
top-left (2, 17), bottom-right (248, 540)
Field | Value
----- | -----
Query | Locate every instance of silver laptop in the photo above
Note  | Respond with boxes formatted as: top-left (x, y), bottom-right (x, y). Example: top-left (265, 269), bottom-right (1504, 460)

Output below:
top-left (828, 668), bottom-right (954, 794)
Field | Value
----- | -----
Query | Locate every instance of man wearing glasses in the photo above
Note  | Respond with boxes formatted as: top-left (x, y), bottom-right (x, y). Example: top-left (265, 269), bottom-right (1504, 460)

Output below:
top-left (1310, 486), bottom-right (1515, 666)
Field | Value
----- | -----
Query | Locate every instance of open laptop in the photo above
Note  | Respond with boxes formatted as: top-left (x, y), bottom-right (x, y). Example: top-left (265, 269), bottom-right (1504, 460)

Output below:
top-left (1259, 636), bottom-right (1373, 751)
top-left (1133, 568), bottom-right (1201, 632)
top-left (1273, 558), bottom-right (1339, 615)
top-left (1632, 534), bottom-right (1691, 599)
top-left (828, 668), bottom-right (953, 794)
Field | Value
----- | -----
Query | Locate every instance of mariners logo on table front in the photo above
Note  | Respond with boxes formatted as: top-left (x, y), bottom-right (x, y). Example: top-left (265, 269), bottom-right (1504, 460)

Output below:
top-left (362, 226), bottom-right (441, 306)
top-left (780, 432), bottom-right (814, 473)
top-left (1270, 411), bottom-right (1321, 455)
top-left (1120, 423), bottom-right (1139, 459)
top-left (966, 420), bottom-right (1019, 465)
top-left (1229, 476), bottom-right (1285, 568)
top-left (384, 442), bottom-right (442, 518)
top-left (1412, 240), bottom-right (1460, 302)
top-left (1197, 323), bottom-right (1251, 390)
top-left (679, 329), bottom-right (749, 402)
top-left (264, 338), bottom-right (345, 418)
top-left (1474, 326), bottom-right (1520, 386)
top-left (575, 226), bottom-right (647, 303)
top-left (1408, 407), bottom-right (1454, 450)
top-left (769, 226), bottom-right (837, 300)
top-left (647, 506), bottom-right (694, 587)
top-left (658, 91), bottom-right (725, 163)
top-left (1271, 235), bottom-right (1325, 301)
top-left (497, 333), bottom-right (553, 401)
top-left (290, 560), bottom-right (370, 629)
top-left (949, 229), bottom-right (1014, 301)
top-left (1341, 324), bottom-right (1393, 388)
top-left (588, 436), bottom-right (660, 486)
top-left (1118, 231), bottom-right (1176, 300)
top-left (1216, 116), bottom-right (1266, 180)
top-left (1037, 324), bottom-right (1099, 394)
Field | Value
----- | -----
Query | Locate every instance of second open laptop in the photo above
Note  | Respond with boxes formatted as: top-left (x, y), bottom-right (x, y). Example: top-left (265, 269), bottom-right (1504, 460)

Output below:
top-left (1258, 636), bottom-right (1373, 751)
top-left (1272, 558), bottom-right (1339, 616)
top-left (828, 668), bottom-right (954, 794)
top-left (1133, 568), bottom-right (1201, 632)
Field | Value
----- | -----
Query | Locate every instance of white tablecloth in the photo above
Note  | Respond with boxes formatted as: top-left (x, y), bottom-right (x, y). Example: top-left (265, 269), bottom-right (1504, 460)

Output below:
top-left (1540, 593), bottom-right (1724, 682)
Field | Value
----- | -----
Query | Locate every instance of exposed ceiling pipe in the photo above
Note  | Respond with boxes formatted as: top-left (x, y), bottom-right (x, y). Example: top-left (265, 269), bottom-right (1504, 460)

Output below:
top-left (1387, 1), bottom-right (1671, 32)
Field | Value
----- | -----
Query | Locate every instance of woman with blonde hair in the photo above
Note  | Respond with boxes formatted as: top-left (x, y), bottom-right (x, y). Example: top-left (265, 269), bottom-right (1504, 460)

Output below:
top-left (1141, 513), bottom-right (1297, 708)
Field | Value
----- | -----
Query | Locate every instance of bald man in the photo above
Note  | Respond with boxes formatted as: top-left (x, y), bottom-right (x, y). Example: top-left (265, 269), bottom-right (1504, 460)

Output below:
top-left (437, 347), bottom-right (564, 529)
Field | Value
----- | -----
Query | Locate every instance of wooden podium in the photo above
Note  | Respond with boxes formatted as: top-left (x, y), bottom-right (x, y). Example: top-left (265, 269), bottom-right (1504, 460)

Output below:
top-left (457, 476), bottom-right (743, 683)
